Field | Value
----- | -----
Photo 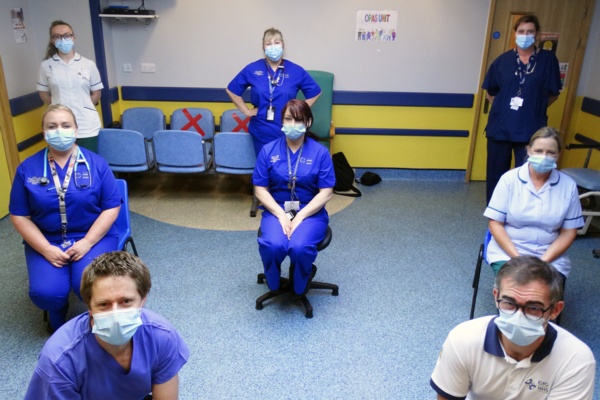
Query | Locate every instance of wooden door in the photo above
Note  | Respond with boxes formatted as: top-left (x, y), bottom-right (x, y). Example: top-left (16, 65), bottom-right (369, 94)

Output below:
top-left (466, 0), bottom-right (595, 181)
top-left (0, 56), bottom-right (19, 217)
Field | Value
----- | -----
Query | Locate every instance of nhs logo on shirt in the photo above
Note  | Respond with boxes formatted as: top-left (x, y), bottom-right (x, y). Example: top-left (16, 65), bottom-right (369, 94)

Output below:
top-left (270, 155), bottom-right (280, 163)
top-left (523, 378), bottom-right (549, 393)
top-left (254, 70), bottom-right (264, 77)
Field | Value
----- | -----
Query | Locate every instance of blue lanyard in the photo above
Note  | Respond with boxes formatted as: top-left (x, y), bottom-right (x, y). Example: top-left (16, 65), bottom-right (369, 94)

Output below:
top-left (286, 144), bottom-right (303, 201)
top-left (266, 60), bottom-right (285, 104)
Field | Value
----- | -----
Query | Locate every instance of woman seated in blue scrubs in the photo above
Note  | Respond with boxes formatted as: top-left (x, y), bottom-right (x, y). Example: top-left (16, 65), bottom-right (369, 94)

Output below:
top-left (252, 99), bottom-right (335, 296)
top-left (484, 127), bottom-right (584, 281)
top-left (9, 104), bottom-right (121, 332)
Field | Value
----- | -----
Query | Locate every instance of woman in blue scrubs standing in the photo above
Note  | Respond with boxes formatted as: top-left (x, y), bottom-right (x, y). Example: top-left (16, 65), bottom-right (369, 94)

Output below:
top-left (226, 27), bottom-right (321, 155)
top-left (9, 105), bottom-right (121, 332)
top-left (252, 99), bottom-right (335, 296)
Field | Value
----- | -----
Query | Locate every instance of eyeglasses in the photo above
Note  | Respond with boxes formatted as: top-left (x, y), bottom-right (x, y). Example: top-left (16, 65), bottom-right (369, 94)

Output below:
top-left (496, 299), bottom-right (553, 321)
top-left (51, 33), bottom-right (74, 41)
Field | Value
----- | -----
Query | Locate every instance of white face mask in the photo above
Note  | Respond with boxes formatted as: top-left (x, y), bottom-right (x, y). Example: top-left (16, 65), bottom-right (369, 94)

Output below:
top-left (92, 308), bottom-right (142, 346)
top-left (494, 310), bottom-right (546, 347)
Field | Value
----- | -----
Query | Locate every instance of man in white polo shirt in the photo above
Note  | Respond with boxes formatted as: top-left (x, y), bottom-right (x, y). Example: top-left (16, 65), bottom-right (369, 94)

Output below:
top-left (431, 256), bottom-right (595, 400)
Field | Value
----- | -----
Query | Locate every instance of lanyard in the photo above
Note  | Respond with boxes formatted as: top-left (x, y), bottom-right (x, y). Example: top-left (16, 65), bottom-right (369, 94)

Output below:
top-left (266, 60), bottom-right (285, 104)
top-left (286, 144), bottom-right (303, 201)
top-left (515, 47), bottom-right (538, 96)
top-left (46, 147), bottom-right (78, 241)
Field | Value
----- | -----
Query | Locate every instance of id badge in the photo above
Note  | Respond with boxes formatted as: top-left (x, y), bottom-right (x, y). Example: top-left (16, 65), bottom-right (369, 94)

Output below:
top-left (267, 105), bottom-right (275, 121)
top-left (510, 96), bottom-right (523, 110)
top-left (284, 201), bottom-right (300, 212)
top-left (61, 239), bottom-right (73, 249)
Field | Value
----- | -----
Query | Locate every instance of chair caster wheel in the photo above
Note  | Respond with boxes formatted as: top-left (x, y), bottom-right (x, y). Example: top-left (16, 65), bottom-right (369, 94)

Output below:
top-left (250, 211), bottom-right (257, 217)
top-left (256, 302), bottom-right (263, 310)
top-left (257, 276), bottom-right (265, 284)
top-left (332, 288), bottom-right (339, 296)
top-left (305, 310), bottom-right (313, 319)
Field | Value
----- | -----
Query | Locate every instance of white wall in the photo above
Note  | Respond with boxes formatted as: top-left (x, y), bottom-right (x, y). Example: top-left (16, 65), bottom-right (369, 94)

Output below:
top-left (105, 0), bottom-right (490, 93)
top-left (577, 1), bottom-right (600, 99)
top-left (1, 0), bottom-right (599, 99)
top-left (0, 0), bottom-right (96, 98)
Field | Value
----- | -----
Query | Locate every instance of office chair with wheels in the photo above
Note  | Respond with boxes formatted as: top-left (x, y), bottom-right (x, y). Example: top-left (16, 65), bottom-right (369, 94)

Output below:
top-left (256, 226), bottom-right (338, 318)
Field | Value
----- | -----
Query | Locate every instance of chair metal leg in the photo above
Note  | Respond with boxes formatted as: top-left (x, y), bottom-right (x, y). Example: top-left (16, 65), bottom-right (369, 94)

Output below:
top-left (470, 244), bottom-right (484, 320)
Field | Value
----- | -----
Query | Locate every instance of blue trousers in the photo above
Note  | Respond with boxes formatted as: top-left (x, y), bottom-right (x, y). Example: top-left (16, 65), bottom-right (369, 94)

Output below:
top-left (486, 138), bottom-right (528, 203)
top-left (25, 235), bottom-right (118, 329)
top-left (258, 210), bottom-right (328, 295)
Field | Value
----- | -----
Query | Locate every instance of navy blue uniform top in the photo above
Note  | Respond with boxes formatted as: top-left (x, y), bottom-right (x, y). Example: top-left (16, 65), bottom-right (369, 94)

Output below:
top-left (482, 48), bottom-right (561, 142)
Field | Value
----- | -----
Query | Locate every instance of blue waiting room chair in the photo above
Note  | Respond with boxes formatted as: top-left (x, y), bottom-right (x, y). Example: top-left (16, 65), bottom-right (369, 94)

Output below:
top-left (153, 130), bottom-right (213, 173)
top-left (98, 128), bottom-right (154, 172)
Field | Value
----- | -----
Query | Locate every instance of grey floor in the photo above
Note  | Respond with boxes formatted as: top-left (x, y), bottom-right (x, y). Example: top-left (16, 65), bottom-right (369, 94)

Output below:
top-left (1, 170), bottom-right (599, 399)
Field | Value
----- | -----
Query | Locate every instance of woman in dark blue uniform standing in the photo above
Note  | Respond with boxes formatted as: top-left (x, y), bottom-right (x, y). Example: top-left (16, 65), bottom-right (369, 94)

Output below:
top-left (226, 28), bottom-right (321, 155)
top-left (252, 99), bottom-right (335, 296)
top-left (482, 15), bottom-right (561, 203)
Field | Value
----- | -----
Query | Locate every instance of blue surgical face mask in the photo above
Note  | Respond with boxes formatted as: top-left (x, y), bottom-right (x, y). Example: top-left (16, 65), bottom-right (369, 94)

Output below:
top-left (515, 34), bottom-right (535, 50)
top-left (55, 38), bottom-right (74, 54)
top-left (494, 310), bottom-right (546, 347)
top-left (92, 308), bottom-right (142, 346)
top-left (265, 44), bottom-right (283, 62)
top-left (282, 123), bottom-right (306, 141)
top-left (528, 155), bottom-right (557, 173)
top-left (45, 128), bottom-right (76, 151)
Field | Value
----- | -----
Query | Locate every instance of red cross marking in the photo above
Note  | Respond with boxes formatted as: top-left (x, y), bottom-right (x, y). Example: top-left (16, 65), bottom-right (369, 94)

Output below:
top-left (180, 109), bottom-right (205, 136)
top-left (232, 113), bottom-right (250, 132)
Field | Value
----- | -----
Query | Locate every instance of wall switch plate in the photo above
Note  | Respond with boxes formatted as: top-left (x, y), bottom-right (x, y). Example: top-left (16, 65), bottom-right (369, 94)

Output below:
top-left (140, 63), bottom-right (156, 73)
top-left (123, 63), bottom-right (132, 72)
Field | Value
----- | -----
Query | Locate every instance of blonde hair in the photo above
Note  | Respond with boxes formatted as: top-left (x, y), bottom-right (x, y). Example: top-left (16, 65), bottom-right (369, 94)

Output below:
top-left (262, 27), bottom-right (283, 47)
top-left (529, 127), bottom-right (563, 152)
top-left (42, 104), bottom-right (78, 129)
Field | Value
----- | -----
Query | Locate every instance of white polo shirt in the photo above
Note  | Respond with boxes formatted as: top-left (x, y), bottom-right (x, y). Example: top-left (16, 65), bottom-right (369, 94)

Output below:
top-left (431, 316), bottom-right (595, 400)
top-left (484, 164), bottom-right (583, 276)
top-left (37, 52), bottom-right (103, 139)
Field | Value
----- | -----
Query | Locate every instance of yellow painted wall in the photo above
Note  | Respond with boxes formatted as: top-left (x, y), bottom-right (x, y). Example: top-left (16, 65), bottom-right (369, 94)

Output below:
top-left (561, 96), bottom-right (600, 170)
top-left (117, 98), bottom-right (475, 169)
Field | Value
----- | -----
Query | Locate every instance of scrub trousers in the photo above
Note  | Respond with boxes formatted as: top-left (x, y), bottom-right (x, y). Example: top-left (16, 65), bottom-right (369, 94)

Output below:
top-left (258, 209), bottom-right (328, 295)
top-left (486, 138), bottom-right (528, 203)
top-left (25, 235), bottom-right (118, 330)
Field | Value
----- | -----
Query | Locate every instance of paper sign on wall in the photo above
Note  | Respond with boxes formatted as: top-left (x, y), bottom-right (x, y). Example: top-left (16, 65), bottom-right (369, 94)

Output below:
top-left (356, 10), bottom-right (397, 42)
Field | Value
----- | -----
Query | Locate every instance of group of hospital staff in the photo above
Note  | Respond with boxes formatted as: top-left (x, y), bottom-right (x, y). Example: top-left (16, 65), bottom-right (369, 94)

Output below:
top-left (6, 14), bottom-right (595, 399)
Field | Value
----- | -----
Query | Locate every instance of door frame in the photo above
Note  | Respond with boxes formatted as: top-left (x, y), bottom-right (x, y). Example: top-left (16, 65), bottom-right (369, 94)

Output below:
top-left (0, 56), bottom-right (19, 184)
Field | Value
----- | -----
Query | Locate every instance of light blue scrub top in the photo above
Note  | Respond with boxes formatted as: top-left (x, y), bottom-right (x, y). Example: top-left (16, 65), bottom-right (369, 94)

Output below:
top-left (484, 163), bottom-right (583, 276)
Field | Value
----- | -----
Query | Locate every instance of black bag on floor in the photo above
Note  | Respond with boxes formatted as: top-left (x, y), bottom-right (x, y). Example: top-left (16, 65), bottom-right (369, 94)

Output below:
top-left (356, 171), bottom-right (382, 186)
top-left (332, 152), bottom-right (361, 197)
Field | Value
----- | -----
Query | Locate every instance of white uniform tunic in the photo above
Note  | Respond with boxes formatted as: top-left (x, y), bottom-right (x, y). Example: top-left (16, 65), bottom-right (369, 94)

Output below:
top-left (37, 52), bottom-right (103, 139)
top-left (484, 163), bottom-right (583, 277)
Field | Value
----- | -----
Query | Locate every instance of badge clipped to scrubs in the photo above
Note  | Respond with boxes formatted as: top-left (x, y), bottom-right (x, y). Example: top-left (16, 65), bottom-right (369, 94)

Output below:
top-left (60, 238), bottom-right (73, 249)
top-left (284, 201), bottom-right (300, 213)
top-left (510, 96), bottom-right (523, 110)
top-left (267, 105), bottom-right (275, 121)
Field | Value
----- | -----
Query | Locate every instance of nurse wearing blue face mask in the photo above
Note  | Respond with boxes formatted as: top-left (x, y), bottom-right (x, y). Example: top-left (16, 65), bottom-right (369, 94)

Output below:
top-left (252, 99), bottom-right (335, 296)
top-left (9, 105), bottom-right (121, 333)
top-left (482, 14), bottom-right (562, 203)
top-left (484, 127), bottom-right (584, 281)
top-left (37, 20), bottom-right (104, 153)
top-left (226, 27), bottom-right (322, 155)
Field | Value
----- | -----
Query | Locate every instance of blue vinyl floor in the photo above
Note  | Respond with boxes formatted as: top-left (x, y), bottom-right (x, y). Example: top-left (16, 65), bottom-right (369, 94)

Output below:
top-left (1, 170), bottom-right (599, 399)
